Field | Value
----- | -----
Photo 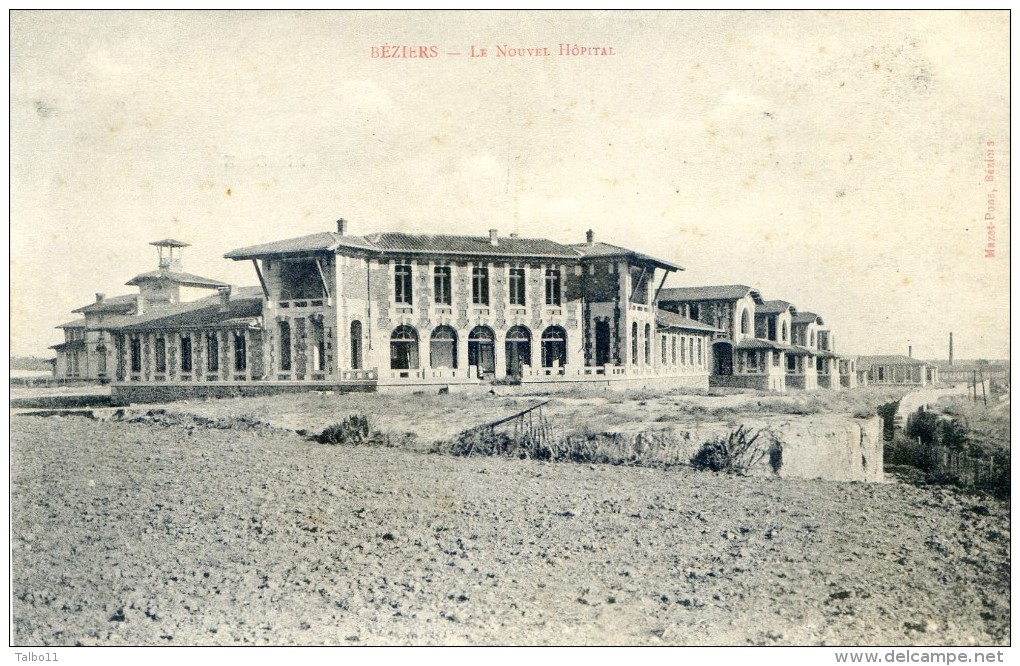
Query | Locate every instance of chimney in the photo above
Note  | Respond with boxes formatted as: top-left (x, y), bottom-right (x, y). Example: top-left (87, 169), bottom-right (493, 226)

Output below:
top-left (586, 229), bottom-right (595, 245)
top-left (489, 229), bottom-right (498, 246)
top-left (908, 345), bottom-right (912, 358)
top-left (95, 292), bottom-right (105, 304)
top-left (336, 218), bottom-right (348, 235)
top-left (949, 332), bottom-right (954, 366)
top-left (509, 233), bottom-right (519, 239)
top-left (218, 286), bottom-right (231, 312)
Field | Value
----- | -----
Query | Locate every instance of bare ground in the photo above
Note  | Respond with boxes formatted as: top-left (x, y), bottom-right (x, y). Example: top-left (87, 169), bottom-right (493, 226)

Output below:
top-left (10, 412), bottom-right (1009, 646)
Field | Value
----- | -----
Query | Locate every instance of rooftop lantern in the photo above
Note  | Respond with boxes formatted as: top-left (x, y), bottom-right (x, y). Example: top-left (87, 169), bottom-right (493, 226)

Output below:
top-left (150, 238), bottom-right (190, 271)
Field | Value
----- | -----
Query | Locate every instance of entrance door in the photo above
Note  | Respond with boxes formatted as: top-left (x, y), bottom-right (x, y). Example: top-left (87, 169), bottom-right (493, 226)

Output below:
top-left (505, 326), bottom-right (531, 378)
top-left (468, 326), bottom-right (496, 376)
top-left (713, 341), bottom-right (733, 375)
top-left (595, 320), bottom-right (611, 366)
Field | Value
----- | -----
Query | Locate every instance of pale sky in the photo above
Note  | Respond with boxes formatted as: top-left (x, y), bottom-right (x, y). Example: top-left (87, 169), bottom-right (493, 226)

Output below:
top-left (10, 10), bottom-right (1010, 360)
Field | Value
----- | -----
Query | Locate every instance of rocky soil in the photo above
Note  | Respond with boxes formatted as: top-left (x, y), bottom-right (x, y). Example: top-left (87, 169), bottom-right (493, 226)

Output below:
top-left (11, 414), bottom-right (1009, 646)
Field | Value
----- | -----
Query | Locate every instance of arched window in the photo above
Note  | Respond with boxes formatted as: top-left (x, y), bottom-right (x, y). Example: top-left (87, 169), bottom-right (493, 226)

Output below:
top-left (505, 325), bottom-right (531, 377)
top-left (541, 326), bottom-right (567, 368)
top-left (430, 326), bottom-right (458, 369)
top-left (781, 321), bottom-right (788, 343)
top-left (740, 308), bottom-right (750, 336)
top-left (350, 321), bottom-right (363, 370)
top-left (644, 323), bottom-right (652, 365)
top-left (390, 325), bottom-right (419, 370)
top-left (468, 326), bottom-right (495, 375)
top-left (631, 322), bottom-right (639, 364)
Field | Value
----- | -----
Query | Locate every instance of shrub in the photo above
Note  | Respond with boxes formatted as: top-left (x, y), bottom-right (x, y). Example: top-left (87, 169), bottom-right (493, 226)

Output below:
top-left (317, 415), bottom-right (372, 445)
top-left (691, 425), bottom-right (777, 475)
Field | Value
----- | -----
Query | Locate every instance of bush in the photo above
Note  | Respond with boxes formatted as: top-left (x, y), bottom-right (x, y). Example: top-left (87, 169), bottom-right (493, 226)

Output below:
top-left (690, 425), bottom-right (778, 475)
top-left (317, 415), bottom-right (372, 445)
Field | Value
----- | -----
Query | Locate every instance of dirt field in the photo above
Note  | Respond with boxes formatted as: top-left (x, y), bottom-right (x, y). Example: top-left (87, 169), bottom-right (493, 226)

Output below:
top-left (11, 410), bottom-right (1009, 646)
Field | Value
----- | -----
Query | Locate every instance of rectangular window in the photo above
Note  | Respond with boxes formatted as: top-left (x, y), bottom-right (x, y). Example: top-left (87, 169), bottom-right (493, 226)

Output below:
top-left (207, 334), bottom-right (219, 372)
top-left (544, 268), bottom-right (561, 306)
top-left (689, 304), bottom-right (700, 320)
top-left (697, 339), bottom-right (703, 366)
top-left (787, 354), bottom-right (796, 371)
top-left (630, 266), bottom-right (649, 304)
top-left (234, 333), bottom-right (247, 371)
top-left (181, 335), bottom-right (193, 372)
top-left (280, 323), bottom-right (292, 371)
top-left (130, 337), bottom-right (141, 373)
top-left (509, 267), bottom-right (526, 306)
top-left (433, 266), bottom-right (452, 305)
top-left (680, 336), bottom-right (686, 364)
top-left (472, 266), bottom-right (489, 305)
top-left (155, 337), bottom-right (166, 373)
top-left (395, 264), bottom-right (413, 305)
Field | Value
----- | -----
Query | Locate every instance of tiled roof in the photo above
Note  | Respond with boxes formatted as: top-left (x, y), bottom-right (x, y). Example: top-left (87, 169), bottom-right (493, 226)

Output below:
top-left (757, 299), bottom-right (797, 315)
top-left (857, 355), bottom-right (929, 369)
top-left (56, 318), bottom-right (86, 329)
top-left (116, 295), bottom-right (263, 332)
top-left (72, 294), bottom-right (137, 314)
top-left (125, 269), bottom-right (228, 289)
top-left (49, 340), bottom-right (86, 351)
top-left (655, 309), bottom-right (721, 332)
top-left (658, 284), bottom-right (763, 304)
top-left (225, 230), bottom-right (680, 268)
top-left (792, 311), bottom-right (824, 325)
top-left (369, 232), bottom-right (580, 259)
top-left (736, 338), bottom-right (795, 351)
top-left (224, 232), bottom-right (379, 259)
top-left (785, 345), bottom-right (818, 356)
top-left (570, 241), bottom-right (682, 271)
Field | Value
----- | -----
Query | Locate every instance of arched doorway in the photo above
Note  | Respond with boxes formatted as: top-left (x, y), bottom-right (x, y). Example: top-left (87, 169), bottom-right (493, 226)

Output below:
top-left (542, 326), bottom-right (567, 368)
top-left (468, 326), bottom-right (496, 376)
top-left (390, 325), bottom-right (419, 370)
top-left (713, 341), bottom-right (734, 375)
top-left (505, 325), bottom-right (531, 378)
top-left (430, 325), bottom-right (458, 369)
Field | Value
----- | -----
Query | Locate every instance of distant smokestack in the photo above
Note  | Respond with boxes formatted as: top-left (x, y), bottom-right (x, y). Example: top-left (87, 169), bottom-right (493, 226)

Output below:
top-left (586, 229), bottom-right (595, 245)
top-left (908, 345), bottom-right (912, 358)
top-left (336, 218), bottom-right (348, 235)
top-left (489, 229), bottom-right (498, 246)
top-left (95, 292), bottom-right (105, 304)
top-left (949, 332), bottom-right (954, 366)
top-left (218, 286), bottom-right (231, 312)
